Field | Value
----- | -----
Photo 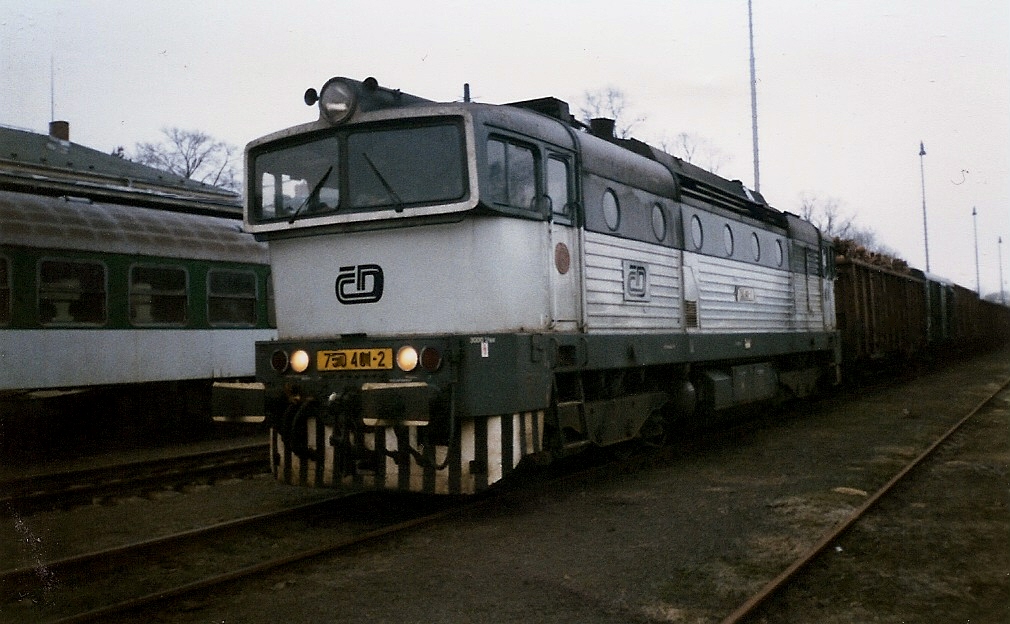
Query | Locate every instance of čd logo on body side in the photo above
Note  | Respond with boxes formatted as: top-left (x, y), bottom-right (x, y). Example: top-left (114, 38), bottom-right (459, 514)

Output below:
top-left (336, 264), bottom-right (384, 304)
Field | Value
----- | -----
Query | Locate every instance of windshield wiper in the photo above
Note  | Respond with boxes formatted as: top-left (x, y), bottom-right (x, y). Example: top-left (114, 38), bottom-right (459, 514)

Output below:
top-left (361, 153), bottom-right (404, 212)
top-left (288, 165), bottom-right (333, 224)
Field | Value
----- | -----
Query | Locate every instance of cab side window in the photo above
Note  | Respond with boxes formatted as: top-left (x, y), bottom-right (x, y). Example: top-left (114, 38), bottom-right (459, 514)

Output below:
top-left (547, 156), bottom-right (573, 224)
top-left (487, 137), bottom-right (537, 211)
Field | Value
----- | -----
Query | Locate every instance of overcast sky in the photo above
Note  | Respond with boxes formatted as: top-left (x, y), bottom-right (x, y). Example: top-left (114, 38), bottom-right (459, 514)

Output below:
top-left (3, 1), bottom-right (1008, 296)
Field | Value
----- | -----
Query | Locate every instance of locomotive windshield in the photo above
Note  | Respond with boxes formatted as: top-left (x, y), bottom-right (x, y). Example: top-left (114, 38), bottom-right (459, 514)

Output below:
top-left (250, 119), bottom-right (467, 223)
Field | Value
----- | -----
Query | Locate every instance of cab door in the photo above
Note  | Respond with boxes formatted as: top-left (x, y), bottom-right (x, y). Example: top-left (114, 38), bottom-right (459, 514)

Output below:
top-left (546, 151), bottom-right (582, 331)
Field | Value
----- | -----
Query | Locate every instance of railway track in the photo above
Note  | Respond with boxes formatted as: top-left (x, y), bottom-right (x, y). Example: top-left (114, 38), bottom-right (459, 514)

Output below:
top-left (3, 442), bottom-right (739, 623)
top-left (1, 489), bottom-right (465, 624)
top-left (719, 375), bottom-right (1010, 624)
top-left (0, 438), bottom-right (649, 623)
top-left (0, 442), bottom-right (269, 516)
top-left (3, 360), bottom-right (1004, 623)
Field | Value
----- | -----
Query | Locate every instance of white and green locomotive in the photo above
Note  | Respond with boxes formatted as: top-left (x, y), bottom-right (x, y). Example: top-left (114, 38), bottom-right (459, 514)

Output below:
top-left (245, 77), bottom-right (839, 494)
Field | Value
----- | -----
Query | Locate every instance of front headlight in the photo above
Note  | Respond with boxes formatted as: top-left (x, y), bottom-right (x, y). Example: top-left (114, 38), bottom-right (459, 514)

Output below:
top-left (317, 77), bottom-right (357, 125)
top-left (396, 346), bottom-right (418, 372)
top-left (289, 349), bottom-right (311, 373)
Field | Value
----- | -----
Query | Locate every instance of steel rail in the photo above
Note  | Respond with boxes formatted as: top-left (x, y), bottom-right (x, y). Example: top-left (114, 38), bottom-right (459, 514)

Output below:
top-left (44, 498), bottom-right (468, 624)
top-left (0, 494), bottom-right (349, 596)
top-left (1, 443), bottom-right (269, 514)
top-left (36, 450), bottom-right (617, 623)
top-left (718, 375), bottom-right (1010, 624)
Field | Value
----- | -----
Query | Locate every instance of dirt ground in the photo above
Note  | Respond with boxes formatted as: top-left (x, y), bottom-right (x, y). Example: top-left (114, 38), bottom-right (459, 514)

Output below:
top-left (751, 387), bottom-right (1009, 623)
top-left (4, 348), bottom-right (1008, 624)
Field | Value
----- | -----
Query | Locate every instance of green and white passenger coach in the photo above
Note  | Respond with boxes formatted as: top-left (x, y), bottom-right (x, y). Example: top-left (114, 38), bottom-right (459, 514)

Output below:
top-left (1, 132), bottom-right (275, 442)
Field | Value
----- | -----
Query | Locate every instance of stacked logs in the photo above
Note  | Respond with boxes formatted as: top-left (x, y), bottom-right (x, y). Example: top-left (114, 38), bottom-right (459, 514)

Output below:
top-left (834, 237), bottom-right (909, 273)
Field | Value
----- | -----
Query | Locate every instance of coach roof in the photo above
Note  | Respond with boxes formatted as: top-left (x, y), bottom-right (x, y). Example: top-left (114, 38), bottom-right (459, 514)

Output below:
top-left (0, 189), bottom-right (267, 264)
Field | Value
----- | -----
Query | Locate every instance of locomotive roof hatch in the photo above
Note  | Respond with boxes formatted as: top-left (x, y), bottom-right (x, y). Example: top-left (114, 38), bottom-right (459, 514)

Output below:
top-left (505, 97), bottom-right (582, 127)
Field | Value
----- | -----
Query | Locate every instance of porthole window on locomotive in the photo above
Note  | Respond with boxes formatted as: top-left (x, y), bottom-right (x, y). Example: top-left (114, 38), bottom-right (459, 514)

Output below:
top-left (690, 214), bottom-right (703, 249)
top-left (723, 224), bottom-right (734, 256)
top-left (775, 240), bottom-right (784, 266)
top-left (751, 232), bottom-right (761, 261)
top-left (602, 189), bottom-right (620, 231)
top-left (651, 203), bottom-right (667, 240)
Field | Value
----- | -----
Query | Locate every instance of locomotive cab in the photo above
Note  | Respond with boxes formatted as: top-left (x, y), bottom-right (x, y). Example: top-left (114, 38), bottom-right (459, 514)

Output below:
top-left (246, 78), bottom-right (588, 492)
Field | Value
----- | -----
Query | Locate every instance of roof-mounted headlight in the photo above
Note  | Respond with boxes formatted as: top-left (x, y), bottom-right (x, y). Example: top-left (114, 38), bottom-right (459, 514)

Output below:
top-left (305, 77), bottom-right (358, 125)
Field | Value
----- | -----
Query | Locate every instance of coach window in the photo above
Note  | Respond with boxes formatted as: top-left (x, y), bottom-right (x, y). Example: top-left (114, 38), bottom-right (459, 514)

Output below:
top-left (487, 137), bottom-right (537, 212)
top-left (775, 240), bottom-right (785, 267)
top-left (38, 259), bottom-right (107, 325)
top-left (208, 269), bottom-right (258, 326)
top-left (723, 224), bottom-right (734, 256)
top-left (547, 156), bottom-right (572, 223)
top-left (0, 255), bottom-right (10, 325)
top-left (751, 232), bottom-right (761, 261)
top-left (602, 189), bottom-right (620, 231)
top-left (130, 265), bottom-right (188, 326)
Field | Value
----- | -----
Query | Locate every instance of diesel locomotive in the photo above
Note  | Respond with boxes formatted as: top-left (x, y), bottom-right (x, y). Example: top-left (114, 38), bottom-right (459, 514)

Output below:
top-left (245, 76), bottom-right (840, 494)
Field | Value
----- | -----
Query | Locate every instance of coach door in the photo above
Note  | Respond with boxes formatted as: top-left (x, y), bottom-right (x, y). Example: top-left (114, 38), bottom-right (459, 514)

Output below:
top-left (547, 152), bottom-right (582, 331)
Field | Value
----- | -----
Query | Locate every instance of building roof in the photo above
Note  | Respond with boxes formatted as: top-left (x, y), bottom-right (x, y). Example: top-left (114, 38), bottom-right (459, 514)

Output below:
top-left (0, 124), bottom-right (241, 217)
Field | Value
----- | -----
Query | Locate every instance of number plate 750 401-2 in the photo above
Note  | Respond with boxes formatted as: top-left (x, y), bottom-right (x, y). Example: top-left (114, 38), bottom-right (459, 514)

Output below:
top-left (317, 348), bottom-right (393, 371)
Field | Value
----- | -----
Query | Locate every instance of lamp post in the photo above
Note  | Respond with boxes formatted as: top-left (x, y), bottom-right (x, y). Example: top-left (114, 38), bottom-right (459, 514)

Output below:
top-left (748, 0), bottom-right (760, 192)
top-left (1000, 236), bottom-right (1005, 305)
top-left (972, 207), bottom-right (980, 294)
top-left (919, 141), bottom-right (930, 272)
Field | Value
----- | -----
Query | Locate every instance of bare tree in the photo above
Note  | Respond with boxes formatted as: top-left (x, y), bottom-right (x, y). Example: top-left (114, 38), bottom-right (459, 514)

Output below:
top-left (800, 193), bottom-right (903, 259)
top-left (658, 132), bottom-right (730, 174)
top-left (799, 193), bottom-right (854, 239)
top-left (132, 128), bottom-right (240, 192)
top-left (982, 292), bottom-right (1007, 305)
top-left (578, 87), bottom-right (645, 139)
